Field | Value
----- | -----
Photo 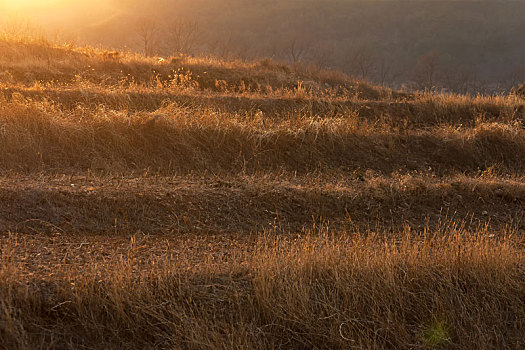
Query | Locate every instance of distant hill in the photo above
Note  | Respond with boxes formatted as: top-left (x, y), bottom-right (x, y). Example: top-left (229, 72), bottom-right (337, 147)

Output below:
top-left (4, 0), bottom-right (524, 93)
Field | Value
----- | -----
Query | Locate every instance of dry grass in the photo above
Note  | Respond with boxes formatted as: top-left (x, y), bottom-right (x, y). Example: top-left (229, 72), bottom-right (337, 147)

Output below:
top-left (0, 37), bottom-right (524, 349)
top-left (0, 98), bottom-right (524, 175)
top-left (0, 173), bottom-right (524, 235)
top-left (0, 226), bottom-right (523, 349)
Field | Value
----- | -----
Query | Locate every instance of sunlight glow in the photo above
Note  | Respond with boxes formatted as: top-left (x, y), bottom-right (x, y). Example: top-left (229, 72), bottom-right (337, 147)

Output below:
top-left (1, 0), bottom-right (69, 11)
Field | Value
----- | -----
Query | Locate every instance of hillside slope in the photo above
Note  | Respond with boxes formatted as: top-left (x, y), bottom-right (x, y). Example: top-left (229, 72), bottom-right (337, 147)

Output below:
top-left (0, 39), bottom-right (524, 349)
top-left (0, 38), bottom-right (524, 233)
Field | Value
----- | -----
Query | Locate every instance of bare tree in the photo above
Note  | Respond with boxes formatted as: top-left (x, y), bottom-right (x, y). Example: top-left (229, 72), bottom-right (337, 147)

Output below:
top-left (136, 18), bottom-right (159, 57)
top-left (505, 65), bottom-right (525, 90)
top-left (377, 56), bottom-right (395, 86)
top-left (287, 38), bottom-right (310, 63)
top-left (412, 51), bottom-right (440, 91)
top-left (167, 19), bottom-right (202, 55)
top-left (310, 41), bottom-right (335, 69)
top-left (443, 65), bottom-right (478, 94)
top-left (344, 45), bottom-right (376, 80)
top-left (216, 32), bottom-right (235, 59)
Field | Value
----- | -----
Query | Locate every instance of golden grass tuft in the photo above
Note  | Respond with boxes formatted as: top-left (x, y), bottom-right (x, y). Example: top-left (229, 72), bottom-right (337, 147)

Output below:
top-left (0, 226), bottom-right (523, 349)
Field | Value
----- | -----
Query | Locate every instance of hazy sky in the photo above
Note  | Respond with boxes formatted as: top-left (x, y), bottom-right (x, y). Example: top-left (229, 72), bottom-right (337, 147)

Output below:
top-left (0, 0), bottom-right (125, 36)
top-left (0, 0), bottom-right (111, 10)
top-left (0, 0), bottom-right (121, 21)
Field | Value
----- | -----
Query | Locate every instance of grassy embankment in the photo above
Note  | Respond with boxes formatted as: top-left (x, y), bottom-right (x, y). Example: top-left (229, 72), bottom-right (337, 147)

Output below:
top-left (0, 37), bottom-right (523, 349)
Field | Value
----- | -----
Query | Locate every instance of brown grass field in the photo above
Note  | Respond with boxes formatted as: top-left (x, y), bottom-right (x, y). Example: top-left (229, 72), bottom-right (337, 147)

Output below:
top-left (0, 37), bottom-right (524, 349)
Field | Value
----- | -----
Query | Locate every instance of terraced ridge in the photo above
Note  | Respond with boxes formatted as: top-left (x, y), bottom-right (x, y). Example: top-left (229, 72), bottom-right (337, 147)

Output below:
top-left (0, 40), bottom-right (524, 233)
top-left (0, 39), bottom-right (524, 350)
